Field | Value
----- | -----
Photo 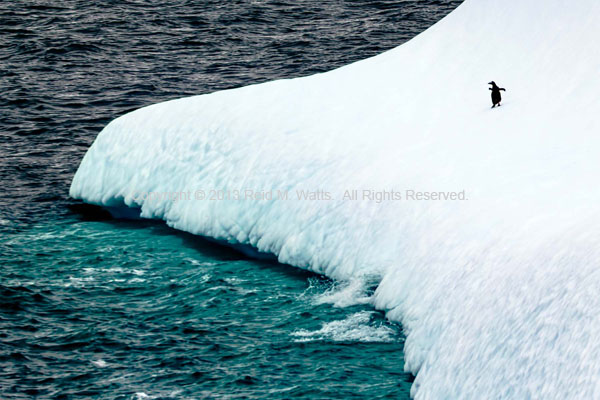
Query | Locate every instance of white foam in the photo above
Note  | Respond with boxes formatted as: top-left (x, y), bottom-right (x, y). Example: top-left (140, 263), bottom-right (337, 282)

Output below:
top-left (92, 359), bottom-right (108, 368)
top-left (184, 258), bottom-right (219, 267)
top-left (312, 278), bottom-right (373, 308)
top-left (291, 311), bottom-right (397, 343)
top-left (64, 276), bottom-right (95, 288)
top-left (132, 390), bottom-right (183, 400)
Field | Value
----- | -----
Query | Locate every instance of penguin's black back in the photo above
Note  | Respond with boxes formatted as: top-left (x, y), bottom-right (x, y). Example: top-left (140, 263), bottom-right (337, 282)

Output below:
top-left (491, 88), bottom-right (502, 104)
top-left (489, 82), bottom-right (503, 105)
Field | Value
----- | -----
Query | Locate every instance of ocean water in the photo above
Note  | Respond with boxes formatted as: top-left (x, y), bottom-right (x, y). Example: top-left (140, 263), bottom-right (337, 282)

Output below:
top-left (1, 1), bottom-right (461, 398)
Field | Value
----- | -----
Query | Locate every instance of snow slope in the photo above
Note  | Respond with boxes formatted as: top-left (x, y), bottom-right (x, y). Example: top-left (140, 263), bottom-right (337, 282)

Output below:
top-left (70, 0), bottom-right (600, 398)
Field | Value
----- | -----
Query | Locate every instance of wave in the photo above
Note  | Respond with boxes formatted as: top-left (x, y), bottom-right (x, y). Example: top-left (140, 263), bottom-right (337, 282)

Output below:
top-left (291, 311), bottom-right (397, 343)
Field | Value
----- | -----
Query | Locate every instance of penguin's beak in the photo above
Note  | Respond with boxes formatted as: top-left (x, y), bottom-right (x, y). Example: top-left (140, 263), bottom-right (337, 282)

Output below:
top-left (488, 81), bottom-right (493, 85)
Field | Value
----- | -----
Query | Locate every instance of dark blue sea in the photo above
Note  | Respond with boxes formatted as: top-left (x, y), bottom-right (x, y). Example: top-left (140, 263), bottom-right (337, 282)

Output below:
top-left (1, 1), bottom-right (461, 398)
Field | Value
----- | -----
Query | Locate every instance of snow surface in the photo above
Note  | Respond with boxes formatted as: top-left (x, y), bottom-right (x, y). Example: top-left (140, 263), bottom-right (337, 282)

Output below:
top-left (71, 0), bottom-right (600, 398)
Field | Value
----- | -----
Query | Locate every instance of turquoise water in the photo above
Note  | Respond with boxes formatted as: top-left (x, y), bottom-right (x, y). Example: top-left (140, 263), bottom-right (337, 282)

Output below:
top-left (1, 216), bottom-right (410, 399)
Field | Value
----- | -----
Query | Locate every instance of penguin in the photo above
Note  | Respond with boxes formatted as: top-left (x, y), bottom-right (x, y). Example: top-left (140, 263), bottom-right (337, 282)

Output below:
top-left (488, 81), bottom-right (506, 108)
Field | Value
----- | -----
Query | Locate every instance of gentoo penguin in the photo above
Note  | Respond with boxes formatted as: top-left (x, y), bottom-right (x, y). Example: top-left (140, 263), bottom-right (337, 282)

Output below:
top-left (488, 81), bottom-right (506, 108)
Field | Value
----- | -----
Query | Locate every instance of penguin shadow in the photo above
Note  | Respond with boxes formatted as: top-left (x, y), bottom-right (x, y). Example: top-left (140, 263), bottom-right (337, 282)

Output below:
top-left (487, 101), bottom-right (508, 111)
top-left (480, 100), bottom-right (509, 113)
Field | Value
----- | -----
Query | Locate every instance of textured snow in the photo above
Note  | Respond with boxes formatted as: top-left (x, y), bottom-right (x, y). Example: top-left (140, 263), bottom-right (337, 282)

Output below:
top-left (71, 0), bottom-right (600, 398)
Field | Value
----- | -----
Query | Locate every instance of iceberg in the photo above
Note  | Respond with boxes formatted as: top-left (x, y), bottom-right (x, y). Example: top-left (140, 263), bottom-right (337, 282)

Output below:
top-left (70, 0), bottom-right (600, 398)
